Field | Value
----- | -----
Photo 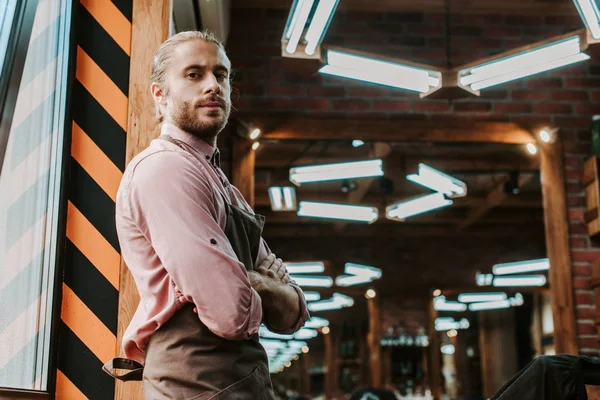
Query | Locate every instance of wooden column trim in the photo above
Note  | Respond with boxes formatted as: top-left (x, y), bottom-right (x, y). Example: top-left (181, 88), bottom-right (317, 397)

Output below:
top-left (324, 330), bottom-right (334, 400)
top-left (232, 137), bottom-right (255, 208)
top-left (428, 298), bottom-right (442, 399)
top-left (115, 1), bottom-right (170, 399)
top-left (367, 296), bottom-right (382, 388)
top-left (540, 139), bottom-right (578, 355)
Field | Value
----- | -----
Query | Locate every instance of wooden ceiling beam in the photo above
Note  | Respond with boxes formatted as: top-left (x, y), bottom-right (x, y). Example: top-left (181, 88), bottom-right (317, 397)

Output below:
top-left (457, 173), bottom-right (536, 231)
top-left (250, 117), bottom-right (535, 145)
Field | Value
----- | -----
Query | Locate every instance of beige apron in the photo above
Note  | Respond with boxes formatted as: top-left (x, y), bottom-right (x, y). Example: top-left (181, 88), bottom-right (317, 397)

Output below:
top-left (103, 135), bottom-right (274, 400)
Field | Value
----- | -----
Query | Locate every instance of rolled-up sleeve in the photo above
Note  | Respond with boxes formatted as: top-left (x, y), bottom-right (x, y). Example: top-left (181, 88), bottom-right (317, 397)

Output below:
top-left (127, 150), bottom-right (262, 340)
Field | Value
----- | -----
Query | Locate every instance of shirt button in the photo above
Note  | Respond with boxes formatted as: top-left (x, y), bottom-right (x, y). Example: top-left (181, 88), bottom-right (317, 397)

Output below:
top-left (205, 155), bottom-right (210, 160)
top-left (210, 238), bottom-right (217, 245)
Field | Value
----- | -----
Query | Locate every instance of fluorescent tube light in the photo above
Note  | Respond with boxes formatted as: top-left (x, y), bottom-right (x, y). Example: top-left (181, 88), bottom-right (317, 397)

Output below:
top-left (509, 293), bottom-right (524, 307)
top-left (335, 263), bottom-right (382, 287)
top-left (459, 36), bottom-right (589, 91)
top-left (469, 300), bottom-right (512, 311)
top-left (285, 262), bottom-right (325, 274)
top-left (298, 201), bottom-right (379, 223)
top-left (293, 328), bottom-right (319, 340)
top-left (352, 140), bottom-right (364, 147)
top-left (269, 186), bottom-right (297, 211)
top-left (303, 291), bottom-right (321, 302)
top-left (308, 293), bottom-right (354, 312)
top-left (304, 317), bottom-right (329, 329)
top-left (290, 275), bottom-right (334, 287)
top-left (476, 273), bottom-right (493, 287)
top-left (289, 159), bottom-right (383, 185)
top-left (304, 0), bottom-right (340, 55)
top-left (435, 318), bottom-right (470, 331)
top-left (386, 193), bottom-right (453, 221)
top-left (492, 258), bottom-right (550, 275)
top-left (407, 164), bottom-right (467, 198)
top-left (285, 0), bottom-right (315, 54)
top-left (458, 292), bottom-right (508, 303)
top-left (433, 296), bottom-right (467, 312)
top-left (320, 50), bottom-right (442, 94)
top-left (493, 275), bottom-right (547, 287)
top-left (441, 344), bottom-right (455, 355)
top-left (574, 0), bottom-right (600, 39)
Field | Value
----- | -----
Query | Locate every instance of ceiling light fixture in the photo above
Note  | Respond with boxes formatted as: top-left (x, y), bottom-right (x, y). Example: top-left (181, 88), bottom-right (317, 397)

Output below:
top-left (433, 296), bottom-right (467, 312)
top-left (304, 0), bottom-right (340, 55)
top-left (249, 128), bottom-right (261, 140)
top-left (468, 299), bottom-right (512, 311)
top-left (304, 317), bottom-right (330, 329)
top-left (320, 49), bottom-right (443, 95)
top-left (289, 159), bottom-right (384, 185)
top-left (285, 262), bottom-right (325, 274)
top-left (387, 193), bottom-right (453, 221)
top-left (298, 201), bottom-right (379, 223)
top-left (307, 293), bottom-right (354, 312)
top-left (284, 0), bottom-right (315, 54)
top-left (289, 275), bottom-right (334, 288)
top-left (335, 263), bottom-right (382, 287)
top-left (492, 258), bottom-right (550, 275)
top-left (407, 164), bottom-right (467, 198)
top-left (459, 34), bottom-right (589, 92)
top-left (574, 0), bottom-right (600, 40)
top-left (493, 275), bottom-right (547, 287)
top-left (303, 292), bottom-right (321, 302)
top-left (269, 186), bottom-right (297, 211)
top-left (457, 292), bottom-right (508, 303)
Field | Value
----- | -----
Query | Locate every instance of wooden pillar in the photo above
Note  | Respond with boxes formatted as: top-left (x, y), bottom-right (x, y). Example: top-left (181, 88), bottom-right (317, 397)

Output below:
top-left (232, 137), bottom-right (255, 208)
top-left (324, 330), bottom-right (334, 400)
top-left (428, 299), bottom-right (443, 399)
top-left (302, 352), bottom-right (312, 397)
top-left (540, 140), bottom-right (578, 355)
top-left (367, 296), bottom-right (382, 387)
top-left (478, 309), bottom-right (518, 398)
top-left (116, 1), bottom-right (170, 399)
top-left (383, 347), bottom-right (392, 386)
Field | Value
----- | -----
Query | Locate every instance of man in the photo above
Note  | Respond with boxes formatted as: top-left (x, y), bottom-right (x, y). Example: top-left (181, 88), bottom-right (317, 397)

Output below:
top-left (104, 30), bottom-right (309, 399)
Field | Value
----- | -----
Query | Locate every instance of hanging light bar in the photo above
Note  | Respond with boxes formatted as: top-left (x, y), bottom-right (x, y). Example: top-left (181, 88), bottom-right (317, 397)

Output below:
top-left (269, 186), bottom-right (297, 211)
top-left (574, 0), bottom-right (600, 40)
top-left (304, 316), bottom-right (330, 329)
top-left (433, 296), bottom-right (467, 312)
top-left (493, 275), bottom-right (547, 287)
top-left (308, 293), bottom-right (354, 312)
top-left (459, 35), bottom-right (589, 92)
top-left (407, 164), bottom-right (467, 198)
top-left (304, 0), bottom-right (340, 55)
top-left (457, 292), bottom-right (508, 303)
top-left (469, 299), bottom-right (512, 311)
top-left (289, 275), bottom-right (334, 288)
top-left (492, 258), bottom-right (550, 275)
top-left (435, 318), bottom-right (470, 331)
top-left (303, 291), bottom-right (321, 302)
top-left (320, 50), bottom-right (443, 94)
top-left (476, 272), bottom-right (494, 287)
top-left (289, 159), bottom-right (383, 185)
top-left (298, 201), bottom-right (379, 223)
top-left (335, 263), bottom-right (382, 287)
top-left (284, 0), bottom-right (315, 54)
top-left (386, 193), bottom-right (453, 221)
top-left (285, 262), bottom-right (325, 274)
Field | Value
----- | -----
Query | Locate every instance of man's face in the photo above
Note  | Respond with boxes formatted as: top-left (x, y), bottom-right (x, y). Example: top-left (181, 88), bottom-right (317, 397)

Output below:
top-left (159, 39), bottom-right (232, 141)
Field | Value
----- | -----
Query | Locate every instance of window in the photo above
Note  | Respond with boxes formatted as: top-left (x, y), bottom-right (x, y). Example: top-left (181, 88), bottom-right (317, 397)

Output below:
top-left (0, 0), bottom-right (72, 391)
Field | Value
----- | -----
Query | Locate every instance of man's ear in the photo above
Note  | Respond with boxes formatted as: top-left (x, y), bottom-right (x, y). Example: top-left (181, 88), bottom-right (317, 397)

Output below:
top-left (150, 82), bottom-right (167, 107)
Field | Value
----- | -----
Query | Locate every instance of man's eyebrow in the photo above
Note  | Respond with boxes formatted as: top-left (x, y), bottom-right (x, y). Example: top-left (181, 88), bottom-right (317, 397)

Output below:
top-left (183, 64), bottom-right (230, 72)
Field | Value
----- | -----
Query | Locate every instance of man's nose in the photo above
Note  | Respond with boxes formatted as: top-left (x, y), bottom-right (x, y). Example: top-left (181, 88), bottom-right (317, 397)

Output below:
top-left (203, 74), bottom-right (221, 94)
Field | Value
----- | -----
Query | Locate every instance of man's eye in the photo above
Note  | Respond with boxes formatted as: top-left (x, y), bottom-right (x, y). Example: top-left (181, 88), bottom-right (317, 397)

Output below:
top-left (215, 73), bottom-right (227, 81)
top-left (187, 72), bottom-right (199, 79)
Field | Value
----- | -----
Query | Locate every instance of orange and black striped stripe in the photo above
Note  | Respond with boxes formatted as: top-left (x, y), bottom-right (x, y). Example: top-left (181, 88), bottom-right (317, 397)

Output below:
top-left (57, 0), bottom-right (131, 397)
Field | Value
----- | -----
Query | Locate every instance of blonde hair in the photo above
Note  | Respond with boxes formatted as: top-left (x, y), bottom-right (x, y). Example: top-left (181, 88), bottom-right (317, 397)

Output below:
top-left (151, 30), bottom-right (227, 122)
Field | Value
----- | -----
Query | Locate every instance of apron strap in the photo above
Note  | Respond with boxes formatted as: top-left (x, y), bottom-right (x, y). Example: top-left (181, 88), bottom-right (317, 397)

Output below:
top-left (102, 358), bottom-right (144, 381)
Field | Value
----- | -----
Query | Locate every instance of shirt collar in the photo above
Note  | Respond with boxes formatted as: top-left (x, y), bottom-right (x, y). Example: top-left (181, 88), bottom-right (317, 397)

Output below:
top-left (161, 123), bottom-right (221, 168)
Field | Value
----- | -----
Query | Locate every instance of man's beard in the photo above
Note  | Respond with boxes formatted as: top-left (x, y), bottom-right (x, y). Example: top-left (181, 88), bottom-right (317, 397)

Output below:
top-left (167, 96), bottom-right (231, 143)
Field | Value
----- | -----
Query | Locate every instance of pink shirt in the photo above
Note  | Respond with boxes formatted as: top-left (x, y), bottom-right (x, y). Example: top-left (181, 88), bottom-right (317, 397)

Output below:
top-left (116, 123), bottom-right (309, 364)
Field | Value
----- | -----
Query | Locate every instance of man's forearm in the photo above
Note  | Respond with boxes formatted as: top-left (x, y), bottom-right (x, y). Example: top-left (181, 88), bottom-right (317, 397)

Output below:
top-left (251, 272), bottom-right (300, 332)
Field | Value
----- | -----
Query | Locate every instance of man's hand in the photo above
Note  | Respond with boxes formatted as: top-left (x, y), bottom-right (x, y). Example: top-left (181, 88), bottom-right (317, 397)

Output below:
top-left (256, 254), bottom-right (290, 284)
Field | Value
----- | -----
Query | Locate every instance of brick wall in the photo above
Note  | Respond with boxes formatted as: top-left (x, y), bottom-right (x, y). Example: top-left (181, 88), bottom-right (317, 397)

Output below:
top-left (226, 9), bottom-right (600, 355)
